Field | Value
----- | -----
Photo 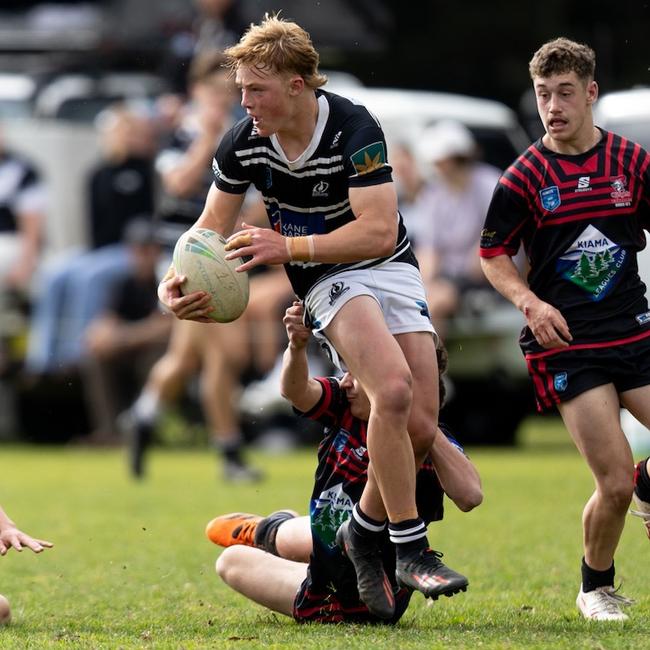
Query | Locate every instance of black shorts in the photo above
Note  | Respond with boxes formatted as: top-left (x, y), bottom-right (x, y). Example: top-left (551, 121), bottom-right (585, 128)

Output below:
top-left (293, 579), bottom-right (412, 625)
top-left (525, 331), bottom-right (650, 412)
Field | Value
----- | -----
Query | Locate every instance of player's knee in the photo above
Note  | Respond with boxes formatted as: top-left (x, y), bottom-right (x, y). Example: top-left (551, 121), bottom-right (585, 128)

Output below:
top-left (215, 547), bottom-right (241, 585)
top-left (373, 374), bottom-right (412, 418)
top-left (600, 472), bottom-right (634, 512)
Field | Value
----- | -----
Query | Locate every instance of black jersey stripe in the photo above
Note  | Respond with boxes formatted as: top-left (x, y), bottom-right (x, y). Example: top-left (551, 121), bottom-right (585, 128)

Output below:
top-left (235, 144), bottom-right (343, 165)
top-left (262, 195), bottom-right (351, 216)
top-left (239, 156), bottom-right (345, 178)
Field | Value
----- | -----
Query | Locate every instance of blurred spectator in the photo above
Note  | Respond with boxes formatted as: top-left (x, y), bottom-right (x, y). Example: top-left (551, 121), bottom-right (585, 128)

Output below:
top-left (81, 218), bottom-right (170, 444)
top-left (0, 123), bottom-right (47, 377)
top-left (123, 50), bottom-right (263, 482)
top-left (24, 104), bottom-right (156, 375)
top-left (0, 124), bottom-right (46, 294)
top-left (414, 120), bottom-right (502, 335)
top-left (390, 142), bottom-right (431, 250)
top-left (164, 0), bottom-right (246, 94)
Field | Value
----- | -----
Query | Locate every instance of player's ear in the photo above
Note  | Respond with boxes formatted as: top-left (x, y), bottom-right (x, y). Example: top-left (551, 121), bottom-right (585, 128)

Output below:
top-left (586, 80), bottom-right (598, 105)
top-left (287, 75), bottom-right (305, 96)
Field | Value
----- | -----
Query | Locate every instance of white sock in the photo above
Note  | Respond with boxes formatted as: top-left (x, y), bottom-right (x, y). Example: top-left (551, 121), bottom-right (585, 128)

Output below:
top-left (133, 389), bottom-right (160, 424)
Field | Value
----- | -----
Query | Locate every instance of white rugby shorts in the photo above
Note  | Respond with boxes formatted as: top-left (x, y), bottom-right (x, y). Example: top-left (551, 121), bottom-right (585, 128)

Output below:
top-left (303, 262), bottom-right (437, 370)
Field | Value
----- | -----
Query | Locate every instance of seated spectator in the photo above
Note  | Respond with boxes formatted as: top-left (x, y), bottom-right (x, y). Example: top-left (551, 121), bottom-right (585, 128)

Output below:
top-left (0, 123), bottom-right (47, 376)
top-left (390, 142), bottom-right (431, 250)
top-left (414, 120), bottom-right (502, 335)
top-left (81, 218), bottom-right (171, 444)
top-left (24, 105), bottom-right (156, 375)
top-left (0, 124), bottom-right (46, 295)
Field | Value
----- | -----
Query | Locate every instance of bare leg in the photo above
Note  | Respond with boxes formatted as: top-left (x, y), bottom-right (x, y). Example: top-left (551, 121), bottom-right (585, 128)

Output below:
top-left (558, 384), bottom-right (633, 570)
top-left (198, 320), bottom-right (250, 443)
top-left (216, 546), bottom-right (307, 616)
top-left (275, 516), bottom-right (312, 562)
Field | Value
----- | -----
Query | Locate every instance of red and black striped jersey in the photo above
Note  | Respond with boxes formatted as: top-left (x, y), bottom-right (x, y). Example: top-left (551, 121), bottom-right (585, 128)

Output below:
top-left (297, 376), bottom-right (445, 603)
top-left (480, 129), bottom-right (650, 352)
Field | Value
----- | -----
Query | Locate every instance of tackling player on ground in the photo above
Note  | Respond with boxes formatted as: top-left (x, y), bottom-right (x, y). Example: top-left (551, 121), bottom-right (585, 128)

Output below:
top-left (480, 37), bottom-right (650, 621)
top-left (157, 14), bottom-right (468, 617)
top-left (204, 302), bottom-right (481, 623)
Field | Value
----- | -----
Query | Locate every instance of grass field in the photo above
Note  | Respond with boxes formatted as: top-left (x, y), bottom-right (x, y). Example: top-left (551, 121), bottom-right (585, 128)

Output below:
top-left (0, 416), bottom-right (648, 649)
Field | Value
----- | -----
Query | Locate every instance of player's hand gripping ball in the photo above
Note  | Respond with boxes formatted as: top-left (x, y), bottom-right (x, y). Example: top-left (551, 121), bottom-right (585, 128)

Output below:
top-left (173, 228), bottom-right (249, 323)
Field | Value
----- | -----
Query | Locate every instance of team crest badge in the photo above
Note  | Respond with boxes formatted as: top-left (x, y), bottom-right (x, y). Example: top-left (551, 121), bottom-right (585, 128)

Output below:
top-left (539, 185), bottom-right (561, 212)
top-left (610, 175), bottom-right (632, 206)
top-left (328, 281), bottom-right (350, 306)
top-left (554, 372), bottom-right (568, 392)
top-left (350, 141), bottom-right (386, 176)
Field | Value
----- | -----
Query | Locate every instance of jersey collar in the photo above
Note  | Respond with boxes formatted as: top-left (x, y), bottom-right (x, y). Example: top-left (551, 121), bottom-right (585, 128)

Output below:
top-left (270, 94), bottom-right (330, 171)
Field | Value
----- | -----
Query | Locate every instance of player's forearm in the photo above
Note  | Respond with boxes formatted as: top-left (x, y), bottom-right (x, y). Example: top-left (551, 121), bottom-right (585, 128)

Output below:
top-left (308, 216), bottom-right (396, 264)
top-left (280, 344), bottom-right (310, 405)
top-left (480, 255), bottom-right (536, 313)
top-left (430, 434), bottom-right (483, 512)
top-left (194, 185), bottom-right (243, 237)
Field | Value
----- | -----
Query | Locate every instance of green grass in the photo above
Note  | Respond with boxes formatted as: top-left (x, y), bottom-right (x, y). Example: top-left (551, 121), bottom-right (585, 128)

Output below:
top-left (0, 416), bottom-right (647, 649)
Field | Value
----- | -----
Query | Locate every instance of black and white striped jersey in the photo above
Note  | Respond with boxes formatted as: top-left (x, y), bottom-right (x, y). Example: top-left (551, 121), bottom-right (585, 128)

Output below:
top-left (212, 89), bottom-right (417, 298)
top-left (0, 151), bottom-right (46, 233)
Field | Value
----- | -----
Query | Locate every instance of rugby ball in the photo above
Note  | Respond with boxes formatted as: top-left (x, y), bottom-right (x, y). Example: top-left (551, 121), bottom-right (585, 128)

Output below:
top-left (172, 228), bottom-right (249, 323)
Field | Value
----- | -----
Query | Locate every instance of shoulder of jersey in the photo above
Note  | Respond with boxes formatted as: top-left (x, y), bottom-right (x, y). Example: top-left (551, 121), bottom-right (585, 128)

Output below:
top-left (228, 114), bottom-right (270, 145)
top-left (322, 89), bottom-right (374, 121)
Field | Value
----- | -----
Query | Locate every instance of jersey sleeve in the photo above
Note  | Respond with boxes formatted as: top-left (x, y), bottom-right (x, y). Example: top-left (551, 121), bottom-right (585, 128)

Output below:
top-left (212, 127), bottom-right (251, 195)
top-left (296, 377), bottom-right (347, 429)
top-left (479, 176), bottom-right (529, 258)
top-left (343, 120), bottom-right (393, 189)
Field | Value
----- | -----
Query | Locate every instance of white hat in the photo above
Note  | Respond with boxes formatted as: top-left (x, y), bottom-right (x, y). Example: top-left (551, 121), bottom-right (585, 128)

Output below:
top-left (418, 119), bottom-right (476, 164)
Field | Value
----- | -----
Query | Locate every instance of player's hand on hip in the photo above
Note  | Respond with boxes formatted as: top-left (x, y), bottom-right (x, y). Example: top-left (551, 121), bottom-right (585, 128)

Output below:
top-left (283, 301), bottom-right (311, 348)
top-left (225, 222), bottom-right (289, 272)
top-left (524, 299), bottom-right (572, 349)
top-left (158, 270), bottom-right (214, 323)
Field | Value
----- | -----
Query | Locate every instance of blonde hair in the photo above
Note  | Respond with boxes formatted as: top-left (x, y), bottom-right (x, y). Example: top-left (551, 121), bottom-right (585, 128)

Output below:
top-left (529, 37), bottom-right (596, 82)
top-left (224, 13), bottom-right (327, 89)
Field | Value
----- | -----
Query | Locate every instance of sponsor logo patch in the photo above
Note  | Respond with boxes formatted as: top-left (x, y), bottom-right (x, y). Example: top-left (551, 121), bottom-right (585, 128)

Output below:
top-left (312, 482), bottom-right (354, 552)
top-left (556, 224), bottom-right (626, 301)
top-left (636, 311), bottom-right (650, 325)
top-left (350, 141), bottom-right (386, 176)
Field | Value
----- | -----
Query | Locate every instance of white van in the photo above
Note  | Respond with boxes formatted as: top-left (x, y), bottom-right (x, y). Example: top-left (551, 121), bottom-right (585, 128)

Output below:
top-left (595, 87), bottom-right (650, 285)
top-left (325, 83), bottom-right (530, 171)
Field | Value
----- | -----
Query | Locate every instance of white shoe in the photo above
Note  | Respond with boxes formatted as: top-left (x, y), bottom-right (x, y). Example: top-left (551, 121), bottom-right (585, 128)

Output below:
top-left (576, 585), bottom-right (633, 621)
top-left (630, 492), bottom-right (650, 540)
